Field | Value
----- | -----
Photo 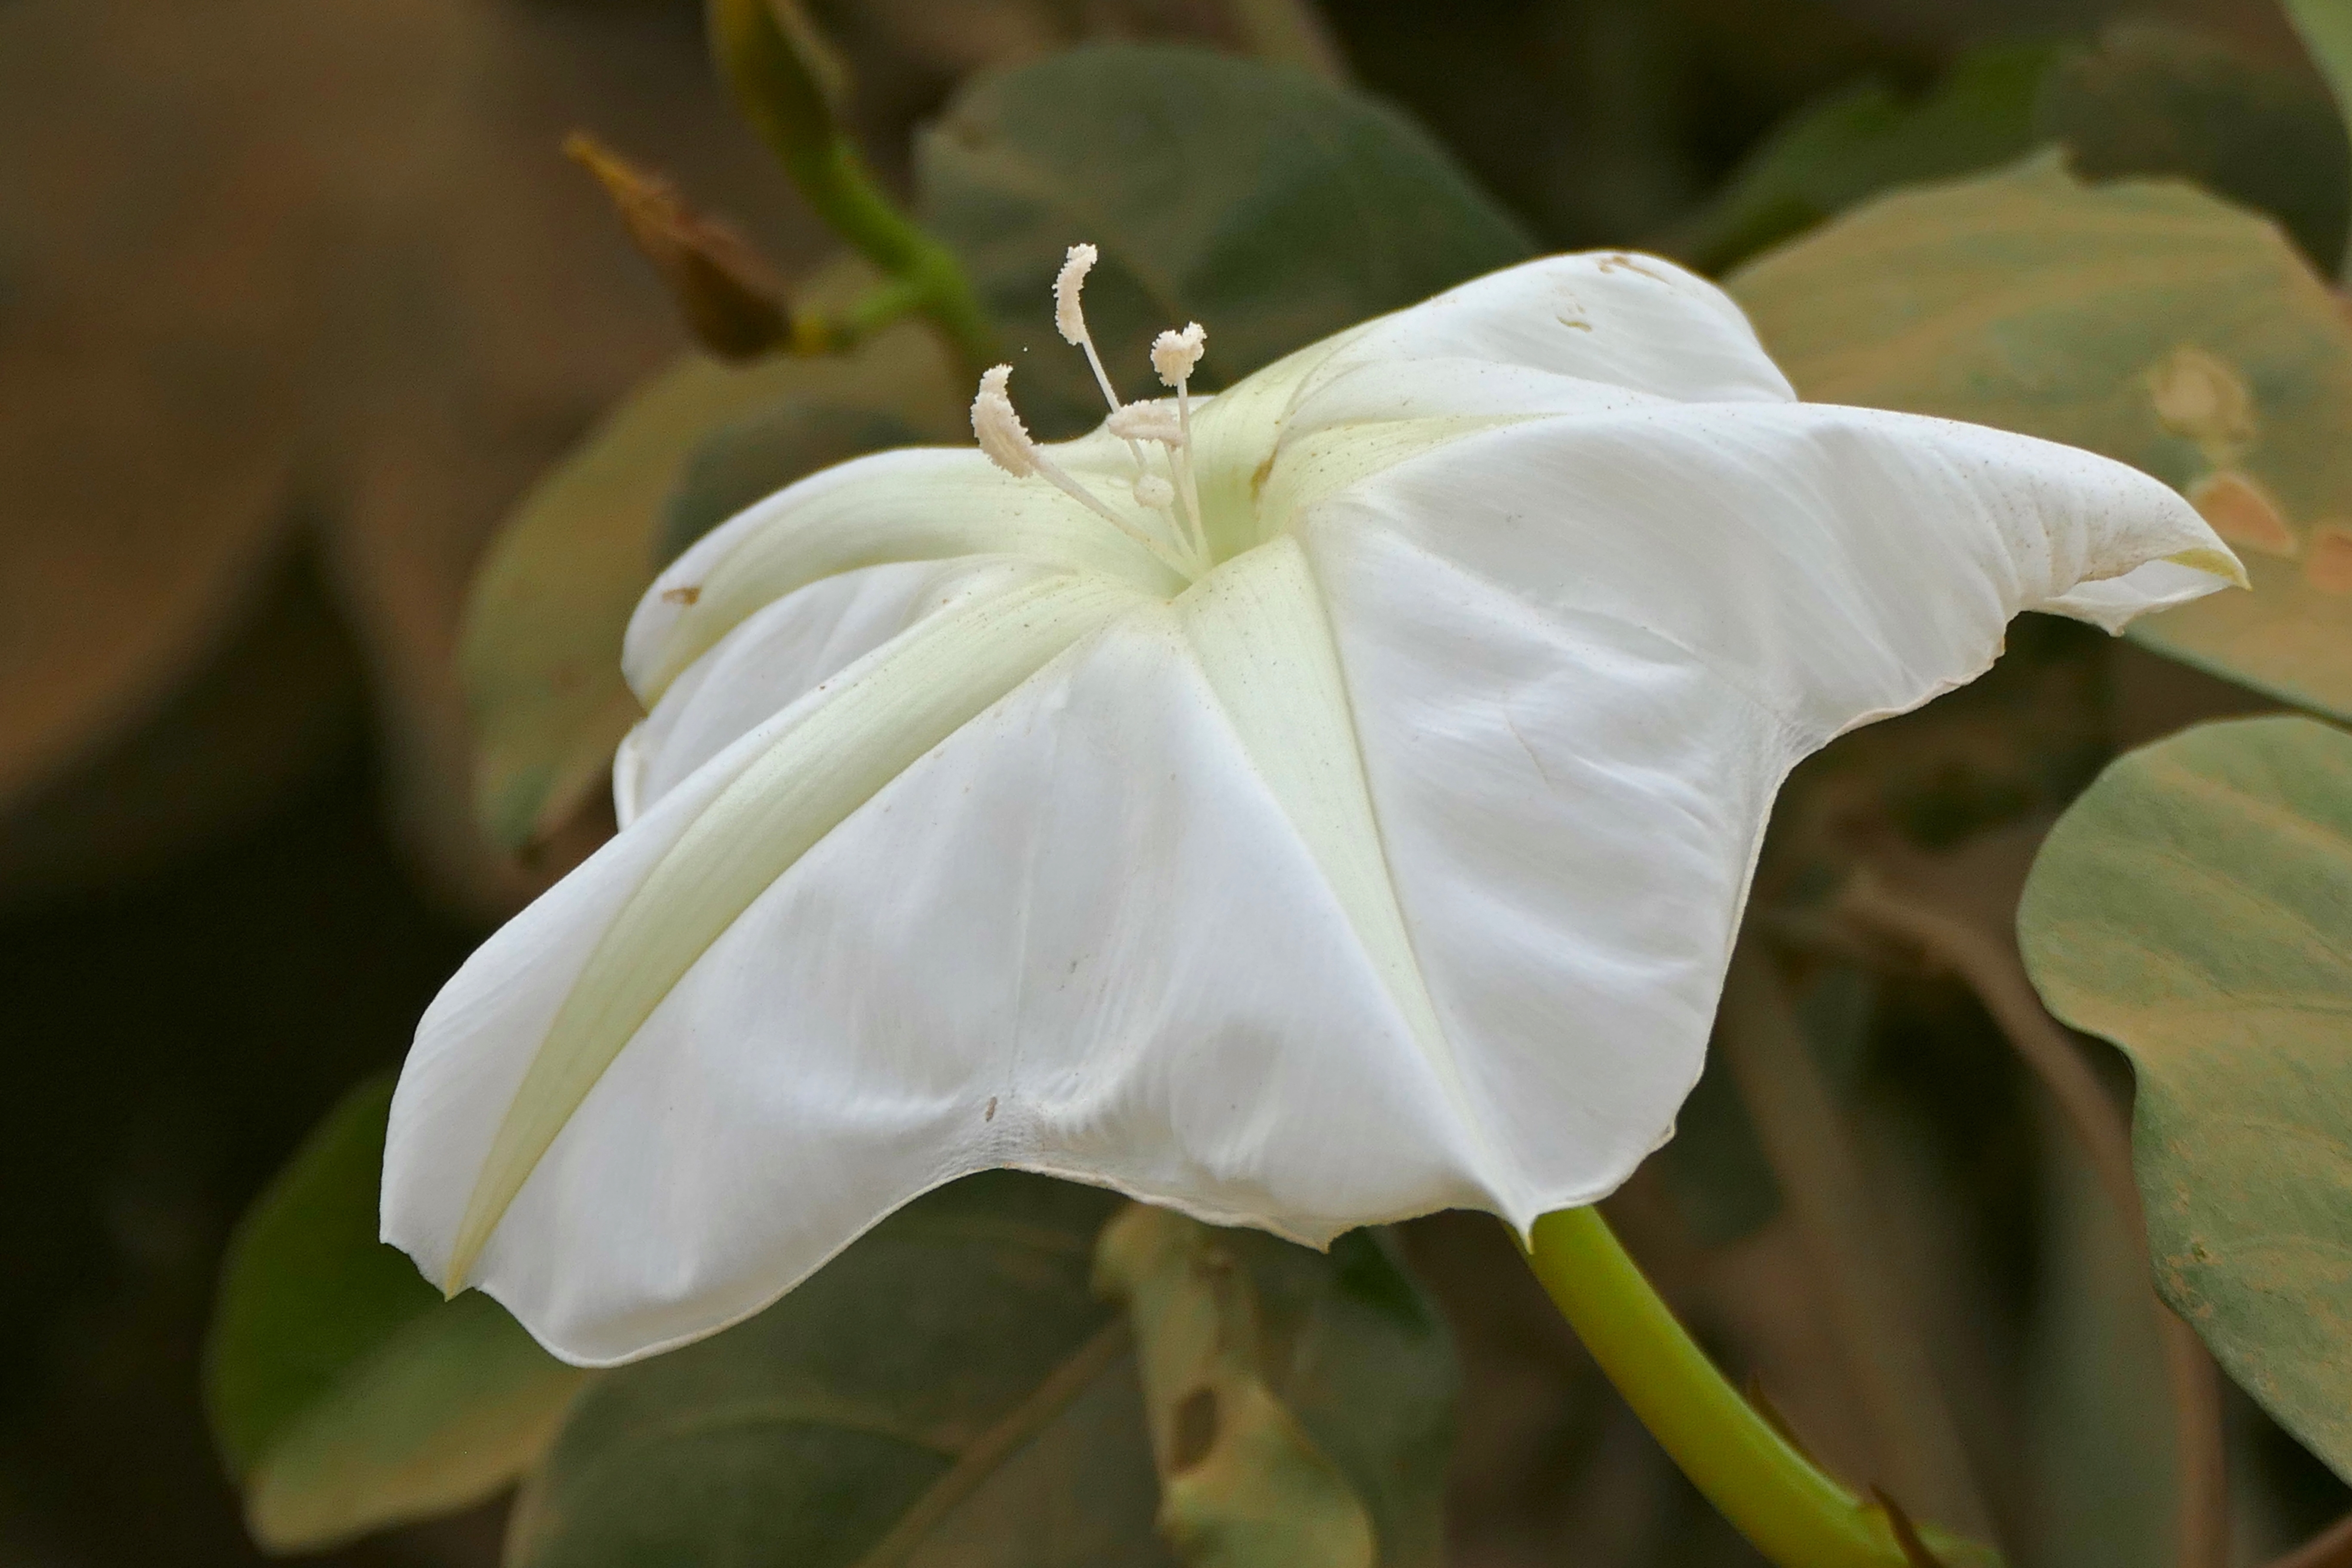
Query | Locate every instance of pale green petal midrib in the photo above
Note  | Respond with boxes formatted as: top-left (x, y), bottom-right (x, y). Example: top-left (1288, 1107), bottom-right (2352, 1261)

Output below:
top-left (1174, 538), bottom-right (1491, 1172)
top-left (642, 492), bottom-right (1182, 703)
top-left (447, 572), bottom-right (1146, 1291)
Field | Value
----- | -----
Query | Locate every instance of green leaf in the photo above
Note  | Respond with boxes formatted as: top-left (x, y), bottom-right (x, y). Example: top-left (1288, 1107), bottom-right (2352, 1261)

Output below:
top-left (916, 43), bottom-right (1535, 439)
top-left (505, 1179), bottom-right (1455, 1568)
top-left (2284, 0), bottom-right (2352, 242)
top-left (1095, 1208), bottom-right (1454, 1568)
top-left (459, 286), bottom-right (962, 851)
top-left (206, 1076), bottom-right (585, 1551)
top-left (2017, 714), bottom-right (2352, 1484)
top-left (1730, 154), bottom-right (2352, 724)
top-left (2037, 21), bottom-right (2350, 273)
top-left (1666, 42), bottom-right (2058, 275)
top-left (505, 1173), bottom-right (1170, 1568)
top-left (1671, 20), bottom-right (2349, 276)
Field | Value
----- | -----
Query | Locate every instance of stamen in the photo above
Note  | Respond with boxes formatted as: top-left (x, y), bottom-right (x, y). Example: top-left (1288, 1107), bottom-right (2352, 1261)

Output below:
top-left (1053, 245), bottom-right (1096, 346)
top-left (1107, 401), bottom-right (1183, 445)
top-left (1132, 473), bottom-right (1174, 509)
top-left (971, 364), bottom-right (1036, 478)
top-left (1151, 323), bottom-right (1209, 553)
top-left (1054, 242), bottom-right (1129, 422)
top-left (969, 364), bottom-right (1191, 578)
top-left (1104, 398), bottom-right (1204, 564)
top-left (1151, 323), bottom-right (1205, 389)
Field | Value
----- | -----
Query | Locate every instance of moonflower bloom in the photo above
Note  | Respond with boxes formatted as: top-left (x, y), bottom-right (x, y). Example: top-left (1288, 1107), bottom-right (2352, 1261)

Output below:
top-left (386, 248), bottom-right (2239, 1366)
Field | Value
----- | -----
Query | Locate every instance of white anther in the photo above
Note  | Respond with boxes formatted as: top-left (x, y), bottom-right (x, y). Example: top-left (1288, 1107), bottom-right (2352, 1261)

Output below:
top-left (971, 364), bottom-right (1036, 478)
top-left (1152, 322), bottom-right (1206, 389)
top-left (1132, 473), bottom-right (1174, 509)
top-left (1054, 244), bottom-right (1097, 346)
top-left (969, 362), bottom-right (1194, 578)
top-left (1107, 401), bottom-right (1183, 445)
top-left (1150, 322), bottom-right (1207, 556)
top-left (1052, 240), bottom-right (1130, 425)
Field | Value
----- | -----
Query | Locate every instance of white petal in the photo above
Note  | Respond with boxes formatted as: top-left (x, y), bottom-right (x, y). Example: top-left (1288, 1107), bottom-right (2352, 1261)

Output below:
top-left (1285, 401), bottom-right (2235, 1216)
top-left (627, 445), bottom-right (1182, 703)
top-left (1305, 522), bottom-right (1779, 1213)
top-left (390, 600), bottom-right (1496, 1364)
top-left (1311, 403), bottom-right (2237, 746)
top-left (390, 569), bottom-right (1147, 1305)
top-left (2037, 556), bottom-right (2246, 632)
top-left (619, 555), bottom-right (1067, 823)
top-left (1181, 252), bottom-right (1795, 559)
top-left (1286, 251), bottom-right (1795, 415)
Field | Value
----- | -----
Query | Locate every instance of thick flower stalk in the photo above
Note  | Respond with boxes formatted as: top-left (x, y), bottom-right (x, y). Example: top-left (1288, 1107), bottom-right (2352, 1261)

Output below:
top-left (385, 248), bottom-right (2237, 1369)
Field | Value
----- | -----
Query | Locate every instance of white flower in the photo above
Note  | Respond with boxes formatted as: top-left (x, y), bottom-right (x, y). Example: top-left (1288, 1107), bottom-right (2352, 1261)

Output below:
top-left (384, 249), bottom-right (2239, 1366)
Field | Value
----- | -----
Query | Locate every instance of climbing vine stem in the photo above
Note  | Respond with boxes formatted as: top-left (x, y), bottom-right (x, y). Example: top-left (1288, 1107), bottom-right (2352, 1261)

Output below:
top-left (1522, 1205), bottom-right (2000, 1568)
top-left (707, 0), bottom-right (995, 374)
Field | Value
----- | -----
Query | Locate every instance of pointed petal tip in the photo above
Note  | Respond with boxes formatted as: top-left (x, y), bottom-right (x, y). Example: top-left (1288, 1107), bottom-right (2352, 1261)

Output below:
top-left (2171, 542), bottom-right (2251, 591)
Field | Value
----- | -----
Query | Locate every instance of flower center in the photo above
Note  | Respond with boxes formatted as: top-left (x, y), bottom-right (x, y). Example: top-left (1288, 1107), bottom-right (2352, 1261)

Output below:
top-left (971, 242), bottom-right (1216, 584)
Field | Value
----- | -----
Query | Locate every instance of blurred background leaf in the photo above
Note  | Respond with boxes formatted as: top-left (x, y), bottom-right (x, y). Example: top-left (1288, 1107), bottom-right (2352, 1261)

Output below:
top-left (2021, 1118), bottom-right (2178, 1568)
top-left (206, 1076), bottom-right (585, 1553)
top-left (2040, 20), bottom-right (2351, 272)
top-left (916, 43), bottom-right (1536, 437)
top-left (0, 0), bottom-right (322, 882)
top-left (459, 260), bottom-right (961, 854)
top-left (1671, 16), bottom-right (2350, 276)
top-left (2019, 714), bottom-right (2352, 1487)
top-left (1099, 1207), bottom-right (1456, 1568)
top-left (1665, 40), bottom-right (2058, 275)
top-left (505, 1174), bottom-right (1456, 1568)
top-left (1731, 156), bottom-right (2352, 725)
top-left (503, 1173), bottom-right (1161, 1568)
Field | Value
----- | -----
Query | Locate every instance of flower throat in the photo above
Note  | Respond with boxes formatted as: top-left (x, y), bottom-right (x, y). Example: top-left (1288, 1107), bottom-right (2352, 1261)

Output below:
top-left (970, 243), bottom-right (1213, 583)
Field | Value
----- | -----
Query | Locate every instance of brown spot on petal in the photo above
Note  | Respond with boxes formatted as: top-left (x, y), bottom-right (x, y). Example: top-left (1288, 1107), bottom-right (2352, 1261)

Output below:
top-left (2306, 524), bottom-right (2352, 594)
top-left (983, 1095), bottom-right (997, 1122)
top-left (1598, 252), bottom-right (1669, 283)
top-left (2189, 471), bottom-right (2298, 557)
top-left (1250, 452), bottom-right (1275, 500)
top-left (661, 585), bottom-right (701, 606)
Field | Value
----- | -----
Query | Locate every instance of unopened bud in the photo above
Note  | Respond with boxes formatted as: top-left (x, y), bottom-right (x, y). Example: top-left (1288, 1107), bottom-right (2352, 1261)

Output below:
top-left (567, 131), bottom-right (789, 361)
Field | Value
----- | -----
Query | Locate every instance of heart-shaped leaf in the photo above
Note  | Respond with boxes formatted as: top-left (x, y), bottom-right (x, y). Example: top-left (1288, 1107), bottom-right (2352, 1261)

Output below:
top-left (505, 1178), bottom-right (1455, 1568)
top-left (2018, 714), bottom-right (2352, 1483)
top-left (1666, 41), bottom-right (2057, 275)
top-left (1732, 155), bottom-right (2352, 724)
top-left (207, 1077), bottom-right (585, 1550)
top-left (916, 43), bottom-right (1535, 438)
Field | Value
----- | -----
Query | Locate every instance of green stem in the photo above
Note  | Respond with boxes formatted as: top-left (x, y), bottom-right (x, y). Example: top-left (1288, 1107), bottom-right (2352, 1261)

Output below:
top-left (707, 0), bottom-right (995, 374)
top-left (1523, 1207), bottom-right (2000, 1568)
top-left (769, 136), bottom-right (995, 371)
top-left (796, 273), bottom-right (932, 355)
